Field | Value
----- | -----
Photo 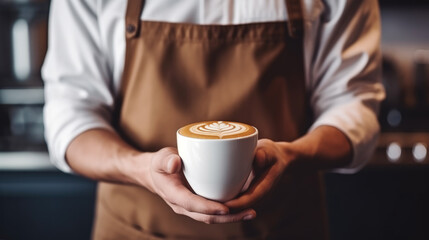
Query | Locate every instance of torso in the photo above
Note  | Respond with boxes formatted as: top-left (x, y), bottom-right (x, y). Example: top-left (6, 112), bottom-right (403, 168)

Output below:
top-left (92, 0), bottom-right (328, 239)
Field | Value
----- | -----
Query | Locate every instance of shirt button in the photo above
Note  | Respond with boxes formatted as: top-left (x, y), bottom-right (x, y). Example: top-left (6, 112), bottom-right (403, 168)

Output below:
top-left (126, 24), bottom-right (136, 33)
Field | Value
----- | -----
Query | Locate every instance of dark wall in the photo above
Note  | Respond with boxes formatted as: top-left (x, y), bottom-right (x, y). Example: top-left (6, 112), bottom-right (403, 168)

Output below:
top-left (0, 171), bottom-right (96, 240)
top-left (326, 168), bottom-right (429, 240)
top-left (1, 169), bottom-right (429, 240)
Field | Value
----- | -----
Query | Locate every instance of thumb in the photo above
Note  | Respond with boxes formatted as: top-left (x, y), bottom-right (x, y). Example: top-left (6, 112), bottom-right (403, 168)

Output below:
top-left (254, 149), bottom-right (267, 169)
top-left (163, 154), bottom-right (182, 174)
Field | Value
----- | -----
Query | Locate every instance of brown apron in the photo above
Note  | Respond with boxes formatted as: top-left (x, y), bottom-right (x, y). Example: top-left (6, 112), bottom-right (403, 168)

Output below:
top-left (92, 0), bottom-right (328, 239)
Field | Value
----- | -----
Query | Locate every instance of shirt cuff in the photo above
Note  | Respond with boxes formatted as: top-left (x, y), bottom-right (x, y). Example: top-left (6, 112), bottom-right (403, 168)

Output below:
top-left (309, 100), bottom-right (380, 174)
top-left (45, 108), bottom-right (115, 173)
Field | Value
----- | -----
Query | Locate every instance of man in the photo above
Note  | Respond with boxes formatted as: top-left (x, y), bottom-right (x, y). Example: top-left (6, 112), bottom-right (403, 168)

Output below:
top-left (43, 0), bottom-right (385, 239)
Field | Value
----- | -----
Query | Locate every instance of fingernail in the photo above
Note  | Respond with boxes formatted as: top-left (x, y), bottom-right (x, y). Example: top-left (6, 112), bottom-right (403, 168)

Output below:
top-left (167, 156), bottom-right (179, 173)
top-left (243, 214), bottom-right (255, 221)
top-left (166, 158), bottom-right (174, 173)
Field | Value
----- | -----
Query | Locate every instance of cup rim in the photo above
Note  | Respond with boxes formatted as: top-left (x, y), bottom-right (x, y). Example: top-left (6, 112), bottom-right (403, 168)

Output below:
top-left (176, 127), bottom-right (258, 142)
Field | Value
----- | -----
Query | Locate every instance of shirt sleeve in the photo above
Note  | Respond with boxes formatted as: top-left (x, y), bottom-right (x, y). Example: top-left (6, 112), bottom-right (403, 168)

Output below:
top-left (42, 0), bottom-right (115, 173)
top-left (305, 0), bottom-right (385, 173)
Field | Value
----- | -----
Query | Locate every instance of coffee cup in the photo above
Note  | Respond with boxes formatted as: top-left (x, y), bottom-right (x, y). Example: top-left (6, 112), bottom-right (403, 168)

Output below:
top-left (177, 121), bottom-right (258, 202)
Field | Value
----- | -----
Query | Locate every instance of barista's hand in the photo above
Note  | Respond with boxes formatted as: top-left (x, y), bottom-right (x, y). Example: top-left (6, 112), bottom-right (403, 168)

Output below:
top-left (226, 127), bottom-right (353, 210)
top-left (225, 139), bottom-right (294, 210)
top-left (147, 147), bottom-right (256, 224)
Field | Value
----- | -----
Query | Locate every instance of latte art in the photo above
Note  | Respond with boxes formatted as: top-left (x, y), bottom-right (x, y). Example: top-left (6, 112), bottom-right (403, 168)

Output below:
top-left (179, 121), bottom-right (257, 139)
top-left (191, 121), bottom-right (249, 139)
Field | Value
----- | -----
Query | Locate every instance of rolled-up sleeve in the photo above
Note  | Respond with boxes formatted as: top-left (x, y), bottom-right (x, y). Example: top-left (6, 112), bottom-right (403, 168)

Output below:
top-left (42, 0), bottom-right (115, 173)
top-left (306, 0), bottom-right (385, 173)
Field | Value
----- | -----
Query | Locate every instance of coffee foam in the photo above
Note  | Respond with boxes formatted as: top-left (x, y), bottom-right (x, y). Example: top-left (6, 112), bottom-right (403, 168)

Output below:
top-left (179, 121), bottom-right (257, 139)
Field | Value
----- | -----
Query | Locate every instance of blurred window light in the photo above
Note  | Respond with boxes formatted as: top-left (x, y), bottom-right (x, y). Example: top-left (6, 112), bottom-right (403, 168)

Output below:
top-left (387, 109), bottom-right (402, 127)
top-left (387, 142), bottom-right (401, 162)
top-left (12, 19), bottom-right (31, 81)
top-left (412, 143), bottom-right (427, 162)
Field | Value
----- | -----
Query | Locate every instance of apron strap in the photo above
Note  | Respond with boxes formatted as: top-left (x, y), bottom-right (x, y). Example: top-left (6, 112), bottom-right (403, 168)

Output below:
top-left (285, 0), bottom-right (304, 38)
top-left (125, 0), bottom-right (145, 39)
top-left (125, 0), bottom-right (303, 39)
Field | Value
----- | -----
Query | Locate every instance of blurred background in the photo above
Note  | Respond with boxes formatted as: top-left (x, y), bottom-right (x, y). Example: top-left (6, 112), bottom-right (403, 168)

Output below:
top-left (1, 0), bottom-right (429, 239)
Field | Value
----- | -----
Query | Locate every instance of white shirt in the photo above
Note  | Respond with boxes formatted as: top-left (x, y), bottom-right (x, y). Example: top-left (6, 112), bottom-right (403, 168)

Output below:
top-left (42, 0), bottom-right (385, 174)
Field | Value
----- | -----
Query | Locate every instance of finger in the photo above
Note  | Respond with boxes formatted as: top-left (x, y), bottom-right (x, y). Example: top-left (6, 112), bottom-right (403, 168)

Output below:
top-left (253, 148), bottom-right (267, 169)
top-left (175, 208), bottom-right (256, 224)
top-left (254, 145), bottom-right (277, 168)
top-left (225, 166), bottom-right (280, 209)
top-left (152, 151), bottom-right (229, 215)
top-left (153, 153), bottom-right (181, 174)
top-left (166, 155), bottom-right (181, 174)
top-left (165, 183), bottom-right (230, 215)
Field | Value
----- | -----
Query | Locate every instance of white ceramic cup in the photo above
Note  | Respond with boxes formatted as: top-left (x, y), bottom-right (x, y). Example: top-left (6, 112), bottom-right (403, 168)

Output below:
top-left (177, 124), bottom-right (258, 202)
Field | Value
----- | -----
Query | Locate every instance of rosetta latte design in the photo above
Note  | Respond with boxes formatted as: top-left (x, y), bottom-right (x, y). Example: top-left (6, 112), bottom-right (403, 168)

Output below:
top-left (189, 121), bottom-right (249, 139)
